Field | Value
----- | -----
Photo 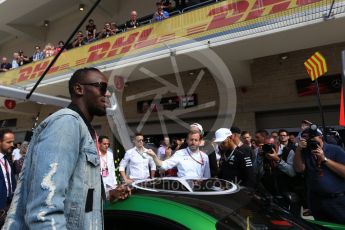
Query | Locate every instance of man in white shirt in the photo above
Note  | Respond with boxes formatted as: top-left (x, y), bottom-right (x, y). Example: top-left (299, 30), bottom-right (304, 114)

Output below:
top-left (98, 136), bottom-right (117, 193)
top-left (147, 130), bottom-right (211, 179)
top-left (11, 142), bottom-right (21, 162)
top-left (119, 133), bottom-right (156, 184)
top-left (0, 129), bottom-right (16, 219)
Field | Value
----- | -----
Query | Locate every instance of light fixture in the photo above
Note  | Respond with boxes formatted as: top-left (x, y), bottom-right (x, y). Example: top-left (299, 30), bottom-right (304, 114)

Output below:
top-left (43, 20), bottom-right (49, 27)
top-left (79, 4), bottom-right (85, 11)
top-left (279, 53), bottom-right (289, 61)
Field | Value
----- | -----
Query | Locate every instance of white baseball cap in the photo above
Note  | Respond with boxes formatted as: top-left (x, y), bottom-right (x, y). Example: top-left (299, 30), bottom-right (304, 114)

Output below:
top-left (190, 123), bottom-right (204, 135)
top-left (214, 128), bottom-right (232, 143)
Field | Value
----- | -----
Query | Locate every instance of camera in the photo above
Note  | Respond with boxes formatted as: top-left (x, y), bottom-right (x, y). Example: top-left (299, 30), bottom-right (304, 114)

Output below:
top-left (307, 139), bottom-right (319, 150)
top-left (262, 144), bottom-right (274, 153)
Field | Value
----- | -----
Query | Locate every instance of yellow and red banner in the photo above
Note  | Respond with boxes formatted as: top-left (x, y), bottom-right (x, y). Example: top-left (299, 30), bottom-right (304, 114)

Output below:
top-left (0, 0), bottom-right (324, 87)
top-left (304, 51), bottom-right (328, 81)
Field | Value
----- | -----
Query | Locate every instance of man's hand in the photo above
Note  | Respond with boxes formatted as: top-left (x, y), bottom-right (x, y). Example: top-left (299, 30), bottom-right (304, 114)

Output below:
top-left (146, 149), bottom-right (156, 157)
top-left (124, 178), bottom-right (134, 184)
top-left (297, 138), bottom-right (307, 149)
top-left (109, 184), bottom-right (131, 202)
top-left (312, 146), bottom-right (326, 164)
top-left (266, 148), bottom-right (280, 162)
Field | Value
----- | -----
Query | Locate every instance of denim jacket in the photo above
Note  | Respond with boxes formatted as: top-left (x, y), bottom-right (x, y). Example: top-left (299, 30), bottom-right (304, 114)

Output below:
top-left (3, 108), bottom-right (103, 230)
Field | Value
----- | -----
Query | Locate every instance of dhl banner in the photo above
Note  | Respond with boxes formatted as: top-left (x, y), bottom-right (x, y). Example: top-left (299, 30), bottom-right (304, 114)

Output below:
top-left (0, 0), bottom-right (324, 87)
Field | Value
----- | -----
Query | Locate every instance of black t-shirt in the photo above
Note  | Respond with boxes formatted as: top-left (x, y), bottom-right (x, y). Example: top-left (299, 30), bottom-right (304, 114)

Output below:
top-left (218, 147), bottom-right (255, 187)
top-left (86, 24), bottom-right (96, 34)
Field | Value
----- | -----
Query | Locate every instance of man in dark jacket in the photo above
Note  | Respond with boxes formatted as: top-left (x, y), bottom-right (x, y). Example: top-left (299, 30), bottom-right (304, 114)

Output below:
top-left (0, 129), bottom-right (16, 227)
top-left (214, 128), bottom-right (255, 188)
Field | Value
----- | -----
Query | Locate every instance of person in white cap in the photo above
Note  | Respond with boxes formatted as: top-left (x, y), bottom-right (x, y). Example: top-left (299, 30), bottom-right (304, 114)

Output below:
top-left (182, 123), bottom-right (218, 177)
top-left (146, 130), bottom-right (210, 179)
top-left (179, 123), bottom-right (205, 150)
top-left (214, 128), bottom-right (255, 188)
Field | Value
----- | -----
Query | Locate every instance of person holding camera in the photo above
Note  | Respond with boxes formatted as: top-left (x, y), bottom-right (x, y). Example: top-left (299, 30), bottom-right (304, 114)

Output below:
top-left (254, 135), bottom-right (302, 215)
top-left (98, 22), bottom-right (115, 39)
top-left (72, 31), bottom-right (86, 48)
top-left (293, 127), bottom-right (345, 224)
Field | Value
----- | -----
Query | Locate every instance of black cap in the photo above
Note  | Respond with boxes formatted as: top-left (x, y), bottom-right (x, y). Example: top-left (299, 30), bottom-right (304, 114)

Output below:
top-left (230, 126), bottom-right (241, 134)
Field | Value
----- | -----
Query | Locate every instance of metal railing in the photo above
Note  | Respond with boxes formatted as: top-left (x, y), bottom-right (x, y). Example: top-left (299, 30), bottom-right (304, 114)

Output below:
top-left (182, 0), bottom-right (219, 13)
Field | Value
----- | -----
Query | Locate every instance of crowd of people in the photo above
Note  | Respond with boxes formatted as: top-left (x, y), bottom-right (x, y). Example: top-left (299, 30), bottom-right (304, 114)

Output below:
top-left (0, 0), bottom-right (218, 73)
top-left (0, 67), bottom-right (344, 228)
top-left (115, 120), bottom-right (345, 225)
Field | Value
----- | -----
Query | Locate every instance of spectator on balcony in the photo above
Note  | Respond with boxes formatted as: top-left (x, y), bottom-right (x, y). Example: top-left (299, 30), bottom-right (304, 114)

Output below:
top-left (11, 52), bottom-right (20, 69)
top-left (54, 40), bottom-right (65, 54)
top-left (110, 22), bottom-right (120, 34)
top-left (125, 11), bottom-right (140, 30)
top-left (0, 57), bottom-right (12, 72)
top-left (32, 45), bottom-right (44, 62)
top-left (85, 19), bottom-right (97, 39)
top-left (72, 31), bottom-right (86, 48)
top-left (160, 0), bottom-right (175, 12)
top-left (83, 31), bottom-right (97, 44)
top-left (18, 50), bottom-right (30, 65)
top-left (153, 1), bottom-right (170, 22)
top-left (98, 22), bottom-right (115, 39)
top-left (44, 43), bottom-right (55, 57)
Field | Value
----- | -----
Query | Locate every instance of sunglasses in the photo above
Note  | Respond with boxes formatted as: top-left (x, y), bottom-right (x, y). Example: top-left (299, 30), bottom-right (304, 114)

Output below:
top-left (80, 82), bottom-right (108, 95)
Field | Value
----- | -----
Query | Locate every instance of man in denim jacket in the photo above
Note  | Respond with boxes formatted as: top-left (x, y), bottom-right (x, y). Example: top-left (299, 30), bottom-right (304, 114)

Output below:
top-left (4, 68), bottom-right (130, 229)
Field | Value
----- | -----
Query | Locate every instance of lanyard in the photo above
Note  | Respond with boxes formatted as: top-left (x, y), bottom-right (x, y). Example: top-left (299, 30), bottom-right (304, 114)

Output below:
top-left (136, 147), bottom-right (148, 159)
top-left (225, 149), bottom-right (236, 162)
top-left (100, 154), bottom-right (108, 169)
top-left (186, 148), bottom-right (204, 165)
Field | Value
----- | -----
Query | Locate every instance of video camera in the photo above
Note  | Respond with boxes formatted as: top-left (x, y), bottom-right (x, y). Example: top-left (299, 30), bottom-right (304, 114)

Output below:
top-left (307, 139), bottom-right (320, 151)
top-left (301, 123), bottom-right (322, 151)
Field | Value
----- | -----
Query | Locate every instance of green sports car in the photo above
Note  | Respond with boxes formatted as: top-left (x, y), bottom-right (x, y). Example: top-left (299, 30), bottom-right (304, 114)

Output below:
top-left (104, 178), bottom-right (345, 229)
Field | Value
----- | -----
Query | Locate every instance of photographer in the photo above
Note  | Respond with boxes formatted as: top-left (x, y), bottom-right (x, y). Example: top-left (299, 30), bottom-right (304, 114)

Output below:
top-left (294, 127), bottom-right (345, 224)
top-left (98, 22), bottom-right (115, 39)
top-left (17, 50), bottom-right (30, 66)
top-left (254, 135), bottom-right (303, 215)
top-left (72, 31), bottom-right (86, 48)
